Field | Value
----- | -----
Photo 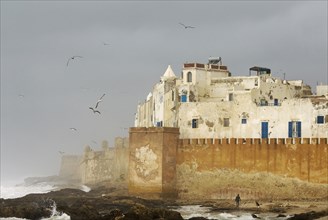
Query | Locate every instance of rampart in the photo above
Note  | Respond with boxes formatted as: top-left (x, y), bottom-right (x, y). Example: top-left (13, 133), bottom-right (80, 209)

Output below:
top-left (177, 137), bottom-right (328, 200)
top-left (59, 155), bottom-right (82, 182)
top-left (128, 127), bottom-right (328, 200)
top-left (178, 138), bottom-right (328, 183)
top-left (81, 138), bottom-right (129, 185)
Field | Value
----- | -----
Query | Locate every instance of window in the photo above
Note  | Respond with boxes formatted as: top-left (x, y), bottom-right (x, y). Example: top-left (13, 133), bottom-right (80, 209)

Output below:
top-left (229, 93), bottom-right (233, 101)
top-left (172, 90), bottom-right (175, 101)
top-left (241, 118), bottom-right (247, 124)
top-left (274, 99), bottom-right (279, 106)
top-left (223, 118), bottom-right (230, 127)
top-left (317, 116), bottom-right (324, 124)
top-left (156, 121), bottom-right (163, 127)
top-left (187, 72), bottom-right (192, 82)
top-left (288, 121), bottom-right (301, 138)
top-left (260, 99), bottom-right (268, 106)
top-left (192, 119), bottom-right (198, 128)
top-left (181, 95), bottom-right (187, 102)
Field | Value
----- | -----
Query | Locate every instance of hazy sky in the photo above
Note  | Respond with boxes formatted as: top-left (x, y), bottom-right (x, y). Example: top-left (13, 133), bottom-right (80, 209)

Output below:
top-left (1, 1), bottom-right (327, 184)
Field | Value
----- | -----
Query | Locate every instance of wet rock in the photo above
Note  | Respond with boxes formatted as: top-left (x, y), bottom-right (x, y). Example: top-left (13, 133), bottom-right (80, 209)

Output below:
top-left (0, 187), bottom-right (183, 220)
top-left (251, 213), bottom-right (260, 218)
top-left (287, 210), bottom-right (328, 220)
top-left (123, 203), bottom-right (183, 220)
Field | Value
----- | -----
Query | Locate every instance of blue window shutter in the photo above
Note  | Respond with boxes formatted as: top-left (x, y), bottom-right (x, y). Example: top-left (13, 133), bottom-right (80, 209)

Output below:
top-left (297, 121), bottom-right (301, 137)
top-left (288, 122), bottom-right (293, 138)
top-left (181, 95), bottom-right (187, 102)
top-left (317, 116), bottom-right (324, 124)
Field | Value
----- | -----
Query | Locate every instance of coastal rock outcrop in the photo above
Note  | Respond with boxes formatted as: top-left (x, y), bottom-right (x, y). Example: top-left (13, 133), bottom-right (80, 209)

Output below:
top-left (0, 187), bottom-right (183, 220)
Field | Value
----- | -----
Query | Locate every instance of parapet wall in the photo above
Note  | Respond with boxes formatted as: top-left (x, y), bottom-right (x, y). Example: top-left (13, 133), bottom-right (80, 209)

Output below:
top-left (59, 155), bottom-right (82, 182)
top-left (176, 137), bottom-right (328, 200)
top-left (81, 138), bottom-right (129, 185)
top-left (177, 138), bottom-right (328, 183)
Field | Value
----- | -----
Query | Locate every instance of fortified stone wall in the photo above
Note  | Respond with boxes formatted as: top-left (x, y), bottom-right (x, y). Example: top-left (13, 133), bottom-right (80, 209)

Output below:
top-left (81, 138), bottom-right (129, 185)
top-left (178, 138), bottom-right (328, 183)
top-left (177, 138), bottom-right (328, 200)
top-left (128, 127), bottom-right (179, 198)
top-left (128, 128), bottom-right (328, 200)
top-left (59, 155), bottom-right (82, 182)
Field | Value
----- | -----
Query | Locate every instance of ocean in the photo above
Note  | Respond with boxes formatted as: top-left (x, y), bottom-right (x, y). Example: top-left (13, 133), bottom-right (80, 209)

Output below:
top-left (0, 182), bottom-right (74, 220)
top-left (0, 183), bottom-right (292, 220)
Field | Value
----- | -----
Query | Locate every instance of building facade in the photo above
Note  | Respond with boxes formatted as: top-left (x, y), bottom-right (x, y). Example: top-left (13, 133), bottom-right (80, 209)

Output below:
top-left (135, 58), bottom-right (328, 139)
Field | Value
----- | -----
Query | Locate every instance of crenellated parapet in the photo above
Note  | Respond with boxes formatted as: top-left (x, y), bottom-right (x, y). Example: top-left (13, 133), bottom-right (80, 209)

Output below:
top-left (178, 138), bottom-right (328, 184)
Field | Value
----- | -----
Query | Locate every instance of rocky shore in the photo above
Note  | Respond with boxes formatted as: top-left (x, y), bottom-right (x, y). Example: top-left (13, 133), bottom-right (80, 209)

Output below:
top-left (0, 185), bottom-right (327, 220)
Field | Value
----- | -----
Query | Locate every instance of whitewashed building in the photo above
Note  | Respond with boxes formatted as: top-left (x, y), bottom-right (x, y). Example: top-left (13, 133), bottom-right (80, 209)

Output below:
top-left (135, 58), bottom-right (328, 139)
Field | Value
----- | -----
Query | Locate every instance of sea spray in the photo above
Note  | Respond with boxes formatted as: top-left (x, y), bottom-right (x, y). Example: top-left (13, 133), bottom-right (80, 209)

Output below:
top-left (41, 199), bottom-right (70, 220)
top-left (0, 184), bottom-right (55, 199)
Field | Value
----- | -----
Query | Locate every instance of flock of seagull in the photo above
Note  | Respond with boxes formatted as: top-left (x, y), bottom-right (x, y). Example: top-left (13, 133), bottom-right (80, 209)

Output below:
top-left (64, 21), bottom-right (195, 118)
top-left (51, 22), bottom-right (195, 153)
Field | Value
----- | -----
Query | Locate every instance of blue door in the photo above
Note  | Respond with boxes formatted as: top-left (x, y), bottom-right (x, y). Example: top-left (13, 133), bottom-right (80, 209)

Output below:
top-left (261, 122), bottom-right (268, 138)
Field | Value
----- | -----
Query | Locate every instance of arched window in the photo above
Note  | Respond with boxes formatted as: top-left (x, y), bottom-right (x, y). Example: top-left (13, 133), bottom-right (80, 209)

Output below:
top-left (187, 72), bottom-right (192, 82)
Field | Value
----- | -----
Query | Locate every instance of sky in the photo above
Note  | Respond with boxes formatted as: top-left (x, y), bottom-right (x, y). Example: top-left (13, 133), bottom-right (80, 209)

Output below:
top-left (1, 1), bottom-right (327, 185)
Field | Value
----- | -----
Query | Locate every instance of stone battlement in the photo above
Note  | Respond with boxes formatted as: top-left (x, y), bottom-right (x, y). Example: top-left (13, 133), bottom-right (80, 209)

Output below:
top-left (179, 137), bottom-right (328, 145)
top-left (129, 127), bottom-right (328, 199)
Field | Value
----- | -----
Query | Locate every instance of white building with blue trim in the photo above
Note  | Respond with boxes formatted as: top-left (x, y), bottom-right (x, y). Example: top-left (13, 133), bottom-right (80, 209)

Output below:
top-left (135, 58), bottom-right (328, 139)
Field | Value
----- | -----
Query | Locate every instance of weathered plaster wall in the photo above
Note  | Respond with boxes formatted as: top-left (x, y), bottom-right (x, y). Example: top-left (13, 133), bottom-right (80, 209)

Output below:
top-left (128, 127), bottom-right (179, 197)
top-left (178, 98), bottom-right (328, 139)
top-left (177, 138), bottom-right (328, 200)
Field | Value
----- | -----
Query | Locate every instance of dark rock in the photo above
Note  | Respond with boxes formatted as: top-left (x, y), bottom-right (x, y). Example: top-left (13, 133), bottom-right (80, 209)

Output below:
top-left (123, 203), bottom-right (183, 220)
top-left (251, 213), bottom-right (260, 219)
top-left (287, 210), bottom-right (328, 220)
top-left (0, 186), bottom-right (183, 220)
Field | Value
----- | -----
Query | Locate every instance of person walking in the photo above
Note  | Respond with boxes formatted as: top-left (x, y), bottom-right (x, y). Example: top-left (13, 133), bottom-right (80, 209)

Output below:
top-left (235, 194), bottom-right (241, 208)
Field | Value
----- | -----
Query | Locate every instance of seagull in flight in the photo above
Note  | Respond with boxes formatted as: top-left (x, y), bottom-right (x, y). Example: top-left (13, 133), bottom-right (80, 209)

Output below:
top-left (103, 42), bottom-right (110, 46)
top-left (89, 107), bottom-right (101, 114)
top-left (58, 151), bottom-right (65, 155)
top-left (70, 127), bottom-right (77, 131)
top-left (67, 56), bottom-right (83, 66)
top-left (95, 93), bottom-right (105, 108)
top-left (179, 22), bottom-right (195, 29)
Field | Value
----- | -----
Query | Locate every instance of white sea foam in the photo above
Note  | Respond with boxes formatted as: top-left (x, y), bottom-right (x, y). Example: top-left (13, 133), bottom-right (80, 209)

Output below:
top-left (0, 183), bottom-right (55, 199)
top-left (0, 184), bottom-right (71, 220)
top-left (80, 185), bottom-right (91, 192)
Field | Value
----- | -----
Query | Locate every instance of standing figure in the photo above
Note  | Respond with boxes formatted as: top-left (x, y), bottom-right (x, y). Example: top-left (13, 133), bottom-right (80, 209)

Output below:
top-left (235, 194), bottom-right (241, 208)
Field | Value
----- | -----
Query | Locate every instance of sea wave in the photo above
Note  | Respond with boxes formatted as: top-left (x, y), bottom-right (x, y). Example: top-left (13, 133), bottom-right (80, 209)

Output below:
top-left (0, 183), bottom-right (55, 199)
